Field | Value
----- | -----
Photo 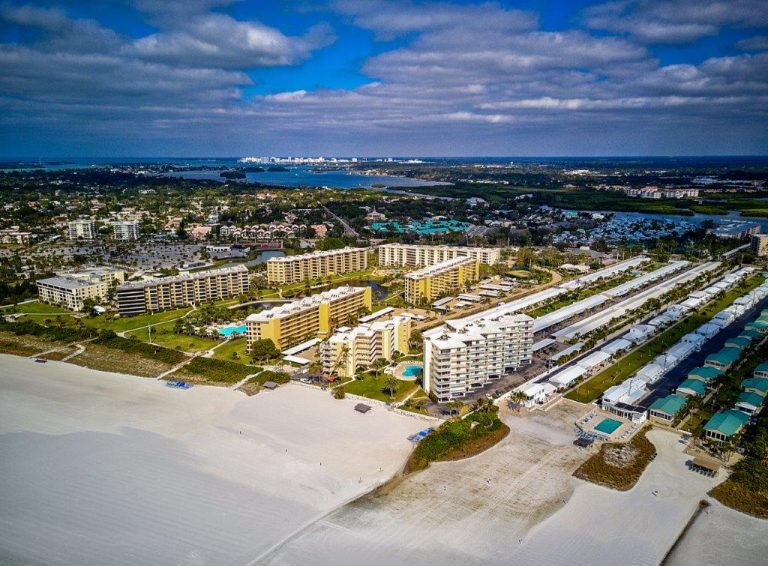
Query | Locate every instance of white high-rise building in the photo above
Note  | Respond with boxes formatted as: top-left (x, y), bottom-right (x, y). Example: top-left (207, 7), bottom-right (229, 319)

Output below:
top-left (113, 220), bottom-right (140, 241)
top-left (378, 243), bottom-right (501, 267)
top-left (423, 313), bottom-right (533, 403)
top-left (68, 219), bottom-right (97, 240)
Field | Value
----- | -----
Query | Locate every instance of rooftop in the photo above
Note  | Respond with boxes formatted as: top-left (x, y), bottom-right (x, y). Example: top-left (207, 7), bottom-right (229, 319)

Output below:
top-left (677, 379), bottom-right (706, 396)
top-left (704, 410), bottom-right (750, 437)
top-left (705, 347), bottom-right (742, 366)
top-left (246, 286), bottom-right (367, 323)
top-left (118, 264), bottom-right (248, 290)
top-left (405, 256), bottom-right (476, 280)
top-left (266, 247), bottom-right (367, 263)
top-left (649, 394), bottom-right (687, 416)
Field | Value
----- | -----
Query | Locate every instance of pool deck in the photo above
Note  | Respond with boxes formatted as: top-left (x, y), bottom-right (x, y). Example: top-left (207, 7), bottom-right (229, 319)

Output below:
top-left (576, 409), bottom-right (640, 441)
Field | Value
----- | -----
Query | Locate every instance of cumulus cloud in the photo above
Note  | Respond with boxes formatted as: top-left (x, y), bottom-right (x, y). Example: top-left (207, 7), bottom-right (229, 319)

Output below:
top-left (0, 0), bottom-right (767, 156)
top-left (585, 0), bottom-right (768, 44)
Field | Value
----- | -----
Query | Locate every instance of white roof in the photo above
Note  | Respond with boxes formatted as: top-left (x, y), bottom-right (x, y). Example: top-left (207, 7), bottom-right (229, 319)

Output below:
top-left (601, 338), bottom-right (633, 355)
top-left (577, 350), bottom-right (611, 369)
top-left (548, 365), bottom-right (586, 387)
top-left (281, 338), bottom-right (321, 356)
top-left (359, 307), bottom-right (395, 322)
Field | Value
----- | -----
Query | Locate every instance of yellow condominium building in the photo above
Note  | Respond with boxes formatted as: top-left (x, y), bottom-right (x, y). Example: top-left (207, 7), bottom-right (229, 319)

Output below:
top-left (116, 265), bottom-right (250, 316)
top-left (267, 247), bottom-right (368, 285)
top-left (246, 285), bottom-right (372, 351)
top-left (405, 256), bottom-right (479, 305)
top-left (378, 243), bottom-right (500, 267)
top-left (321, 315), bottom-right (411, 378)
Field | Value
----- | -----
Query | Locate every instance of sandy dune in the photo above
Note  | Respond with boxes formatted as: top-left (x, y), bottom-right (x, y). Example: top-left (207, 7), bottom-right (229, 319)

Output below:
top-left (0, 355), bottom-right (429, 565)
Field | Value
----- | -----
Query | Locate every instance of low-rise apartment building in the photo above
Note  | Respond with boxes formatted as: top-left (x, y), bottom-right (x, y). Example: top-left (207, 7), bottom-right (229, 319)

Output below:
top-left (404, 256), bottom-right (479, 305)
top-left (320, 315), bottom-right (411, 378)
top-left (423, 313), bottom-right (534, 403)
top-left (378, 243), bottom-right (500, 267)
top-left (68, 219), bottom-right (97, 240)
top-left (37, 267), bottom-right (125, 311)
top-left (116, 265), bottom-right (249, 316)
top-left (113, 220), bottom-right (140, 241)
top-left (246, 285), bottom-right (372, 351)
top-left (266, 247), bottom-right (368, 285)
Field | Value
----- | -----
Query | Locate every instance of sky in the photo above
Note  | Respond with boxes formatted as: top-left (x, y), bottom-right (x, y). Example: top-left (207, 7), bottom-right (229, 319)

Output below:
top-left (0, 0), bottom-right (767, 157)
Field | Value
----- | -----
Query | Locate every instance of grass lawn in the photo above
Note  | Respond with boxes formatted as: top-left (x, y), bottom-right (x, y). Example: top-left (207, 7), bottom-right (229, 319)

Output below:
top-left (682, 408), bottom-right (714, 434)
top-left (83, 307), bottom-right (192, 332)
top-left (566, 274), bottom-right (765, 404)
top-left (343, 374), bottom-right (419, 403)
top-left (125, 322), bottom-right (218, 353)
top-left (4, 301), bottom-right (73, 315)
top-left (211, 337), bottom-right (253, 365)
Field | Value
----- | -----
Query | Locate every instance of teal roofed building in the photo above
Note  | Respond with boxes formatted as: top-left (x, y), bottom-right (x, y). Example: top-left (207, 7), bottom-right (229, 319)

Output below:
top-left (677, 379), bottom-right (706, 397)
top-left (688, 366), bottom-right (723, 383)
top-left (754, 363), bottom-right (768, 380)
top-left (736, 391), bottom-right (765, 415)
top-left (648, 394), bottom-right (687, 423)
top-left (704, 410), bottom-right (750, 442)
top-left (704, 347), bottom-right (742, 371)
top-left (745, 320), bottom-right (768, 335)
top-left (740, 329), bottom-right (763, 341)
top-left (742, 377), bottom-right (768, 396)
top-left (725, 336), bottom-right (751, 351)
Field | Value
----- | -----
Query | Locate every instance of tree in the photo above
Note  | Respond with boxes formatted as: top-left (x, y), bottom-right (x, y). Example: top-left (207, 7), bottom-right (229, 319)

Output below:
top-left (333, 386), bottom-right (346, 399)
top-left (384, 375), bottom-right (398, 400)
top-left (250, 338), bottom-right (279, 362)
top-left (81, 297), bottom-right (98, 316)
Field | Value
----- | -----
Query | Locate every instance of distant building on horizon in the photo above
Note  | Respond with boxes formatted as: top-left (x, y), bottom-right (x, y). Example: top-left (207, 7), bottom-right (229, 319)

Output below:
top-left (68, 219), bottom-right (97, 240)
top-left (113, 220), bottom-right (140, 241)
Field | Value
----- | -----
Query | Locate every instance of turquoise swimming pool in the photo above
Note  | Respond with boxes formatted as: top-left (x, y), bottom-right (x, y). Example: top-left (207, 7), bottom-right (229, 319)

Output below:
top-left (219, 324), bottom-right (246, 337)
top-left (402, 365), bottom-right (423, 377)
top-left (594, 418), bottom-right (623, 436)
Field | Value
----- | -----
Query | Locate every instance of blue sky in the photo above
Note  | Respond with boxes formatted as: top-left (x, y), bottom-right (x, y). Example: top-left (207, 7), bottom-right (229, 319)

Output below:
top-left (0, 0), bottom-right (767, 157)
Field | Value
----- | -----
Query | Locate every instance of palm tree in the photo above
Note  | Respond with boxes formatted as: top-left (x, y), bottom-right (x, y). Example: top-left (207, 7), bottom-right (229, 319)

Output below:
top-left (384, 375), bottom-right (398, 400)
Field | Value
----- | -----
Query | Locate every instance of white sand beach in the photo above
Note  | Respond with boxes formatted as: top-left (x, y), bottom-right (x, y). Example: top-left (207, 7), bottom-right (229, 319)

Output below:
top-left (260, 411), bottom-right (749, 566)
top-left (0, 355), bottom-right (429, 566)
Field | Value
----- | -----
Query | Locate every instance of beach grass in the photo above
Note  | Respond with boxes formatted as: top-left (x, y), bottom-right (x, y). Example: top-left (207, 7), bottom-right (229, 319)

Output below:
top-left (573, 427), bottom-right (657, 491)
top-left (69, 344), bottom-right (176, 377)
top-left (169, 356), bottom-right (255, 385)
top-left (405, 407), bottom-right (509, 473)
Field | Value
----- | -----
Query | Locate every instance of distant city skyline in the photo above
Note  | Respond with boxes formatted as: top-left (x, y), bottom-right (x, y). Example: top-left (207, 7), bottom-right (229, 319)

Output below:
top-left (1, 0), bottom-right (767, 157)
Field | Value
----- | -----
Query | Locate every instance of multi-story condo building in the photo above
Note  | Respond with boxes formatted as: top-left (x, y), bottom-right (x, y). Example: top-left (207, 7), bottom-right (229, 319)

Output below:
top-left (0, 228), bottom-right (34, 245)
top-left (378, 243), bottom-right (500, 267)
top-left (423, 313), bottom-right (534, 403)
top-left (68, 219), bottom-right (97, 240)
top-left (266, 247), bottom-right (368, 285)
top-left (113, 220), bottom-right (140, 241)
top-left (116, 265), bottom-right (249, 316)
top-left (752, 234), bottom-right (768, 257)
top-left (320, 315), bottom-right (411, 378)
top-left (404, 256), bottom-right (479, 305)
top-left (37, 267), bottom-right (125, 311)
top-left (246, 286), bottom-right (372, 351)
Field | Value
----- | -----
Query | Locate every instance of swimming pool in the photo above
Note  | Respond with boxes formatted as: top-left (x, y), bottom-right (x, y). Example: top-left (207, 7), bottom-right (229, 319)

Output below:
top-left (594, 418), bottom-right (623, 436)
top-left (402, 365), bottom-right (423, 378)
top-left (219, 324), bottom-right (246, 337)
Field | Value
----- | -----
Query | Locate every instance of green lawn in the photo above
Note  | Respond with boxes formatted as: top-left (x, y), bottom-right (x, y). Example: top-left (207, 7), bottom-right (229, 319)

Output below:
top-left (170, 356), bottom-right (256, 384)
top-left (125, 322), bottom-right (218, 353)
top-left (3, 301), bottom-right (73, 315)
top-left (343, 374), bottom-right (418, 402)
top-left (566, 274), bottom-right (765, 403)
top-left (211, 337), bottom-right (253, 365)
top-left (83, 307), bottom-right (192, 332)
